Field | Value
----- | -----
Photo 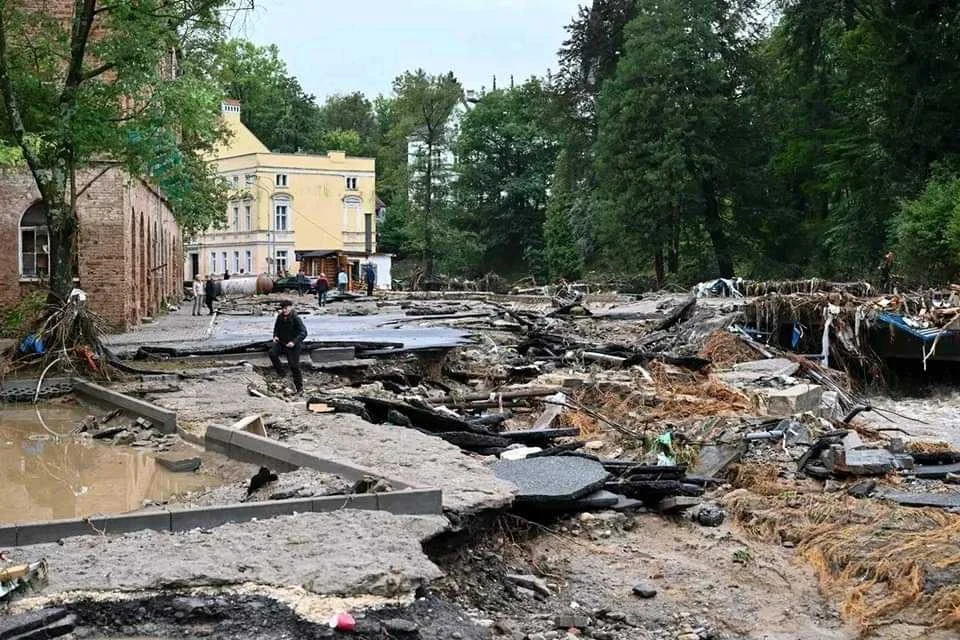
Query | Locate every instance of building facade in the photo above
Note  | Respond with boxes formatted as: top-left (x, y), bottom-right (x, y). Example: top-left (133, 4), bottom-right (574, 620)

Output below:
top-left (185, 101), bottom-right (378, 282)
top-left (0, 165), bottom-right (183, 330)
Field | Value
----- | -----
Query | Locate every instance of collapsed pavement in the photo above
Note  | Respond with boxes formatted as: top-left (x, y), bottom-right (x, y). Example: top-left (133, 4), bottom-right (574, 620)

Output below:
top-left (4, 285), bottom-right (960, 639)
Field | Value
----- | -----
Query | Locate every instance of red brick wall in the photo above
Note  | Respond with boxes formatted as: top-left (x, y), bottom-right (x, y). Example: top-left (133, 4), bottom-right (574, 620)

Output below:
top-left (0, 166), bottom-right (183, 332)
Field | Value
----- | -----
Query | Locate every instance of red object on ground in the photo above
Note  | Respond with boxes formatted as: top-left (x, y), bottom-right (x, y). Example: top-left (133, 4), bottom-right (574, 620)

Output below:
top-left (329, 612), bottom-right (356, 632)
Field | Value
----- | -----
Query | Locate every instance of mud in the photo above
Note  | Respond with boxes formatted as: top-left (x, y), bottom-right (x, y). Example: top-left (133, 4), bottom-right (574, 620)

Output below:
top-left (0, 401), bottom-right (241, 524)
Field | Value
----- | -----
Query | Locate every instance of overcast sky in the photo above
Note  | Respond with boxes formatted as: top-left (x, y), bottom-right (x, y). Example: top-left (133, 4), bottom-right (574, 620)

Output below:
top-left (234, 0), bottom-right (586, 101)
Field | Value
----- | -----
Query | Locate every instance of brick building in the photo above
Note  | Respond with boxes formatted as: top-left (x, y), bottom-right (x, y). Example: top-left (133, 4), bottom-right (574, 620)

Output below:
top-left (0, 164), bottom-right (183, 331)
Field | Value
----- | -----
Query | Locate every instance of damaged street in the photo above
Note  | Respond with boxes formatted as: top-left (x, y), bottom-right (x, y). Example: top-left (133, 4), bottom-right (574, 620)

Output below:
top-left (4, 283), bottom-right (960, 640)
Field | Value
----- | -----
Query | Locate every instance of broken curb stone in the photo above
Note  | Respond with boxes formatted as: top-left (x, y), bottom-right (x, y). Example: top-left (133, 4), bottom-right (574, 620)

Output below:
top-left (492, 456), bottom-right (610, 505)
top-left (632, 583), bottom-right (657, 598)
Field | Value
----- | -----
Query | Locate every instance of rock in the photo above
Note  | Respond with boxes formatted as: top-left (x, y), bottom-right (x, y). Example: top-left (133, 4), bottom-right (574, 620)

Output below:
top-left (113, 430), bottom-right (136, 446)
top-left (501, 446), bottom-right (543, 461)
top-left (676, 634), bottom-right (700, 640)
top-left (584, 440), bottom-right (605, 451)
top-left (605, 611), bottom-right (627, 622)
top-left (493, 619), bottom-right (515, 635)
top-left (386, 409), bottom-right (413, 427)
top-left (515, 586), bottom-right (536, 598)
top-left (695, 504), bottom-right (725, 527)
top-left (156, 456), bottom-right (202, 473)
top-left (382, 618), bottom-right (419, 634)
top-left (846, 479), bottom-right (876, 498)
top-left (632, 583), bottom-right (657, 598)
top-left (506, 573), bottom-right (552, 597)
top-left (553, 615), bottom-right (591, 629)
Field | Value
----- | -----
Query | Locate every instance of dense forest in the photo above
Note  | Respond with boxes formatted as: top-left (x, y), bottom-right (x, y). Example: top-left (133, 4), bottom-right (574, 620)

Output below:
top-left (223, 0), bottom-right (960, 287)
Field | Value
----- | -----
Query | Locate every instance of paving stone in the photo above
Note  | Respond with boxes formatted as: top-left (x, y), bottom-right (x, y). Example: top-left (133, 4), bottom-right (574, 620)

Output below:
top-left (156, 456), bottom-right (202, 472)
top-left (493, 457), bottom-right (610, 505)
top-left (882, 492), bottom-right (960, 508)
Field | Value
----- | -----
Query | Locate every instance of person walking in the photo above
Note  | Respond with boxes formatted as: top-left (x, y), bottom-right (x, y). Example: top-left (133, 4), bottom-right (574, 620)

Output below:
top-left (191, 275), bottom-right (204, 316)
top-left (337, 269), bottom-right (348, 294)
top-left (316, 272), bottom-right (329, 307)
top-left (204, 274), bottom-right (216, 315)
top-left (363, 262), bottom-right (376, 296)
top-left (296, 269), bottom-right (308, 296)
top-left (269, 300), bottom-right (307, 394)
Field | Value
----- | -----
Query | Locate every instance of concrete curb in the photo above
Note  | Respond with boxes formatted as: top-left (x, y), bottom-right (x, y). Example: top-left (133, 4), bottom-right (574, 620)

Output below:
top-left (205, 424), bottom-right (411, 488)
top-left (72, 378), bottom-right (177, 434)
top-left (0, 489), bottom-right (443, 547)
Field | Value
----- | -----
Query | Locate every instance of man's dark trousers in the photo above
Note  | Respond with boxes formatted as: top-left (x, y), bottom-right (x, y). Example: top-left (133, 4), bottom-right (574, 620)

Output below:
top-left (269, 341), bottom-right (303, 391)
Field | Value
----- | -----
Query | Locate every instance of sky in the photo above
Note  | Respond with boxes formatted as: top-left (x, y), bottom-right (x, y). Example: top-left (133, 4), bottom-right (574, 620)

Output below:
top-left (233, 0), bottom-right (586, 101)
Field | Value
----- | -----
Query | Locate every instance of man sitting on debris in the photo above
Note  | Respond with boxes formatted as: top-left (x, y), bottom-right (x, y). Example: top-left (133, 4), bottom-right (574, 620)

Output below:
top-left (269, 300), bottom-right (308, 394)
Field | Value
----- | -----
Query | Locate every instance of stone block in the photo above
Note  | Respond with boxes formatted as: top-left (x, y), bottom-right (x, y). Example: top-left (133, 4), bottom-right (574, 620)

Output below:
top-left (376, 489), bottom-right (443, 515)
top-left (87, 511), bottom-right (173, 537)
top-left (169, 498), bottom-right (314, 532)
top-left (0, 525), bottom-right (17, 547)
top-left (16, 518), bottom-right (97, 546)
top-left (756, 384), bottom-right (822, 417)
top-left (311, 493), bottom-right (378, 514)
top-left (493, 456), bottom-right (609, 505)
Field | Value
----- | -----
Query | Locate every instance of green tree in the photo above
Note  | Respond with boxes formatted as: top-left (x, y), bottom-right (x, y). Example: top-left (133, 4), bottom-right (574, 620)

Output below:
top-left (594, 0), bottom-right (760, 279)
top-left (214, 38), bottom-right (322, 153)
top-left (392, 69), bottom-right (462, 281)
top-left (543, 149), bottom-right (584, 280)
top-left (455, 79), bottom-right (560, 277)
top-left (319, 92), bottom-right (376, 155)
top-left (0, 0), bottom-right (245, 299)
top-left (893, 169), bottom-right (960, 285)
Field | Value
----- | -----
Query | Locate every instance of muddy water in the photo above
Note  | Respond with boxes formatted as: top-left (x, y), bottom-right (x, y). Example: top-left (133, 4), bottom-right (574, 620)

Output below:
top-left (0, 403), bottom-right (215, 525)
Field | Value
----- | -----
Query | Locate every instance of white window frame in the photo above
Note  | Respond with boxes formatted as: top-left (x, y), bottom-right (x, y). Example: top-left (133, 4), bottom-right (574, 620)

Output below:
top-left (232, 175), bottom-right (239, 188)
top-left (233, 251), bottom-right (240, 273)
top-left (245, 250), bottom-right (252, 274)
top-left (244, 204), bottom-right (252, 231)
top-left (274, 198), bottom-right (290, 231)
top-left (275, 173), bottom-right (288, 187)
top-left (346, 176), bottom-right (358, 190)
top-left (245, 174), bottom-right (256, 186)
top-left (275, 250), bottom-right (288, 275)
top-left (209, 251), bottom-right (217, 274)
top-left (232, 205), bottom-right (239, 231)
top-left (221, 251), bottom-right (227, 273)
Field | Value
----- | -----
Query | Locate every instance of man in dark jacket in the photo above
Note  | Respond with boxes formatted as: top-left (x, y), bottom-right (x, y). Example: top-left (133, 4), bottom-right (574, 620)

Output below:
top-left (269, 300), bottom-right (307, 394)
top-left (363, 262), bottom-right (376, 296)
top-left (316, 272), bottom-right (329, 307)
top-left (204, 275), bottom-right (216, 315)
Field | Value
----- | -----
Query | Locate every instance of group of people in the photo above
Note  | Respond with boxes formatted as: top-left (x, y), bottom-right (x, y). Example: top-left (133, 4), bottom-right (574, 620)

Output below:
top-left (190, 275), bottom-right (217, 316)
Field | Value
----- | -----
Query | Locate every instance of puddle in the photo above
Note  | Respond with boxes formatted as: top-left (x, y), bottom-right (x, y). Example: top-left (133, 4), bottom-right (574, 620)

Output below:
top-left (0, 402), bottom-right (222, 525)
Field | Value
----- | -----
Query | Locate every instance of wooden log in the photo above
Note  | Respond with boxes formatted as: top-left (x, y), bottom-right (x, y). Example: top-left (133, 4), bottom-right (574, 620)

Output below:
top-left (652, 297), bottom-right (696, 332)
top-left (440, 386), bottom-right (563, 407)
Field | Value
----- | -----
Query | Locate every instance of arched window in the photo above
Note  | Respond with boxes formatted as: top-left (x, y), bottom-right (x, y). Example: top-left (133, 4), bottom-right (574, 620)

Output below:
top-left (272, 195), bottom-right (290, 231)
top-left (19, 202), bottom-right (48, 278)
top-left (342, 195), bottom-right (362, 230)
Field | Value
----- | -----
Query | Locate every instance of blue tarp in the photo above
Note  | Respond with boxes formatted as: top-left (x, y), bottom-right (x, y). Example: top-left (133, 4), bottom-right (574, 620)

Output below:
top-left (876, 312), bottom-right (954, 343)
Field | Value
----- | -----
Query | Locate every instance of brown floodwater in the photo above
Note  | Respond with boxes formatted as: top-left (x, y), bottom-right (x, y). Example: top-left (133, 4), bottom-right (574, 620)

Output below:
top-left (0, 402), bottom-right (218, 525)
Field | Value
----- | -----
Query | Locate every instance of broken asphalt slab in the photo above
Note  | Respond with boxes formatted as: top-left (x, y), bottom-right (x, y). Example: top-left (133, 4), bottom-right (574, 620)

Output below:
top-left (284, 413), bottom-right (517, 515)
top-left (8, 510), bottom-right (445, 599)
top-left (492, 456), bottom-right (610, 505)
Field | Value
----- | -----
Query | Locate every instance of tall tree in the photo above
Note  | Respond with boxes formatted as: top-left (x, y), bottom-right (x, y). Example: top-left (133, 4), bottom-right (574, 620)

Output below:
top-left (392, 70), bottom-right (462, 281)
top-left (543, 149), bottom-right (584, 280)
top-left (594, 0), bottom-right (760, 279)
top-left (0, 0), bottom-right (244, 299)
top-left (214, 38), bottom-right (322, 153)
top-left (319, 92), bottom-right (376, 155)
top-left (456, 79), bottom-right (560, 276)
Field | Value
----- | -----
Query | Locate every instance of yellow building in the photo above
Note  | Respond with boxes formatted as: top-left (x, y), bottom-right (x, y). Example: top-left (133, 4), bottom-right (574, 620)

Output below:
top-left (184, 100), bottom-right (377, 280)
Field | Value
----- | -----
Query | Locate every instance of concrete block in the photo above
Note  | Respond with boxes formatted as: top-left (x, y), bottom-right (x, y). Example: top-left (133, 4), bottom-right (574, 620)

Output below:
top-left (88, 511), bottom-right (173, 536)
top-left (0, 525), bottom-right (17, 547)
top-left (16, 518), bottom-right (98, 546)
top-left (204, 423), bottom-right (236, 446)
top-left (72, 378), bottom-right (177, 433)
top-left (756, 384), bottom-right (822, 417)
top-left (377, 489), bottom-right (444, 515)
top-left (311, 493), bottom-right (378, 513)
top-left (169, 498), bottom-right (314, 532)
top-left (231, 430), bottom-right (298, 465)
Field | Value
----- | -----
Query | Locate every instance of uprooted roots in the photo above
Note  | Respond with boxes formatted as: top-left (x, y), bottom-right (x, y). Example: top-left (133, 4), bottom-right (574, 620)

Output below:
top-left (724, 464), bottom-right (960, 632)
